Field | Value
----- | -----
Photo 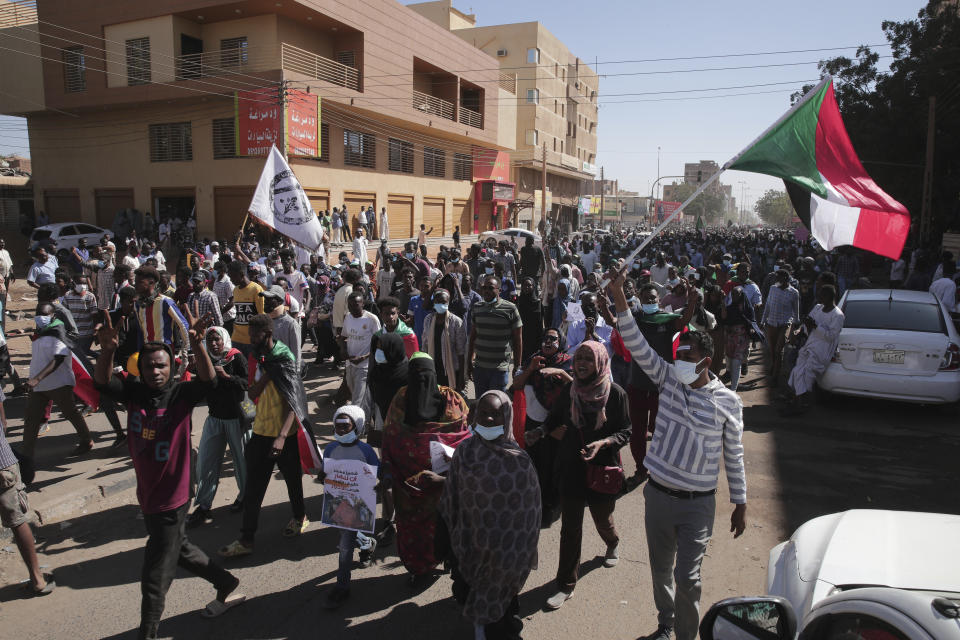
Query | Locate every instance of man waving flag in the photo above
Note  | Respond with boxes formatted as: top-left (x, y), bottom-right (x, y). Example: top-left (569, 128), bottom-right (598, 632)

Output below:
top-left (728, 76), bottom-right (909, 259)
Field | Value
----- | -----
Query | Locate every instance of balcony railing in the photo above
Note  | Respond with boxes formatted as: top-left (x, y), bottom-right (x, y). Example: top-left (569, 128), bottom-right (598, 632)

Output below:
top-left (171, 43), bottom-right (361, 91)
top-left (458, 106), bottom-right (482, 129)
top-left (0, 0), bottom-right (36, 28)
top-left (412, 90), bottom-right (454, 121)
top-left (280, 43), bottom-right (360, 91)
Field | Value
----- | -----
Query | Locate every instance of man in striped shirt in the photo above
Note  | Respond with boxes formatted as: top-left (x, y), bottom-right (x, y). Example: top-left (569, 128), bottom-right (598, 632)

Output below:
top-left (607, 271), bottom-right (746, 640)
top-left (467, 275), bottom-right (522, 397)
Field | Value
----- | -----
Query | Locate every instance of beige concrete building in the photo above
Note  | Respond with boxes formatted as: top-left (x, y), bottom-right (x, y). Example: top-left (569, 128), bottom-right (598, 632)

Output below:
top-left (409, 0), bottom-right (599, 233)
top-left (0, 0), bottom-right (517, 243)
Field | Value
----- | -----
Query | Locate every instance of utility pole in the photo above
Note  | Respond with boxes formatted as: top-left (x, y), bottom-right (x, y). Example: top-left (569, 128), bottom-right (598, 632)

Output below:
top-left (278, 80), bottom-right (289, 160)
top-left (541, 141), bottom-right (547, 232)
top-left (920, 96), bottom-right (935, 242)
top-left (599, 166), bottom-right (605, 229)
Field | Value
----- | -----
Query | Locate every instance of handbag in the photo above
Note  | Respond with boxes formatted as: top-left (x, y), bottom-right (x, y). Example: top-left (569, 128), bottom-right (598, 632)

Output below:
top-left (578, 429), bottom-right (625, 495)
top-left (239, 393), bottom-right (257, 422)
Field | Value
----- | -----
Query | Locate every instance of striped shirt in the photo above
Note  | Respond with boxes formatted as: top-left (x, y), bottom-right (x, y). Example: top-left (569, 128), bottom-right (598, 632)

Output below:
top-left (617, 309), bottom-right (746, 504)
top-left (187, 289), bottom-right (223, 327)
top-left (135, 295), bottom-right (189, 351)
top-left (470, 298), bottom-right (522, 371)
top-left (62, 291), bottom-right (99, 337)
top-left (213, 276), bottom-right (236, 321)
top-left (761, 284), bottom-right (800, 327)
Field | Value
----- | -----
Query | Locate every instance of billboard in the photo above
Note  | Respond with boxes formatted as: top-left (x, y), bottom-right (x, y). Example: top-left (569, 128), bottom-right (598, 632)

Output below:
top-left (578, 196), bottom-right (591, 215)
top-left (472, 147), bottom-right (510, 183)
top-left (235, 88), bottom-right (321, 157)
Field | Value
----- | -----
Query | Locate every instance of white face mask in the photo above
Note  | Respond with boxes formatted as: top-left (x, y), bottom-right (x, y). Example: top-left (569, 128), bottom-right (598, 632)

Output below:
top-left (473, 424), bottom-right (504, 440)
top-left (73, 284), bottom-right (87, 293)
top-left (673, 357), bottom-right (706, 385)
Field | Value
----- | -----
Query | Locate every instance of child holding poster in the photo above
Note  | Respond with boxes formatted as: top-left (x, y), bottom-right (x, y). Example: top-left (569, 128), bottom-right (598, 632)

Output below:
top-left (320, 405), bottom-right (380, 610)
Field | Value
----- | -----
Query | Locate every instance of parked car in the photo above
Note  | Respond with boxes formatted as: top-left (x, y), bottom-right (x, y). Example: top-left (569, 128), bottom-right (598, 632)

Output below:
top-left (29, 223), bottom-right (110, 262)
top-left (479, 227), bottom-right (541, 247)
top-left (700, 510), bottom-right (960, 639)
top-left (817, 289), bottom-right (960, 404)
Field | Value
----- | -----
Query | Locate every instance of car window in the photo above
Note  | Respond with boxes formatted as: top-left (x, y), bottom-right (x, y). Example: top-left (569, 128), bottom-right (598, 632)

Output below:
top-left (801, 612), bottom-right (909, 640)
top-left (31, 230), bottom-right (52, 241)
top-left (76, 224), bottom-right (101, 234)
top-left (842, 300), bottom-right (946, 334)
top-left (59, 225), bottom-right (77, 236)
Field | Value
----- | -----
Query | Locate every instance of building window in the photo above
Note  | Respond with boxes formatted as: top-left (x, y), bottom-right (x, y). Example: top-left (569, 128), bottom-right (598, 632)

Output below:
top-left (527, 48), bottom-right (539, 64)
top-left (526, 129), bottom-right (538, 146)
top-left (319, 123), bottom-right (330, 161)
top-left (63, 46), bottom-right (86, 92)
top-left (220, 37), bottom-right (248, 68)
top-left (526, 88), bottom-right (539, 105)
top-left (344, 129), bottom-right (375, 168)
top-left (149, 122), bottom-right (192, 162)
top-left (212, 118), bottom-right (235, 159)
top-left (453, 153), bottom-right (472, 181)
top-left (126, 37), bottom-right (151, 86)
top-left (388, 138), bottom-right (414, 173)
top-left (424, 147), bottom-right (446, 178)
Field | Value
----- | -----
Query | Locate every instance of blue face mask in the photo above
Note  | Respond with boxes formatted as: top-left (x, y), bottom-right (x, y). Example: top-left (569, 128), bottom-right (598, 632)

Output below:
top-left (35, 315), bottom-right (52, 329)
top-left (335, 430), bottom-right (358, 444)
top-left (374, 349), bottom-right (387, 364)
top-left (641, 303), bottom-right (659, 315)
top-left (405, 252), bottom-right (415, 260)
top-left (433, 302), bottom-right (449, 314)
top-left (485, 267), bottom-right (494, 275)
top-left (451, 257), bottom-right (460, 263)
top-left (474, 424), bottom-right (504, 441)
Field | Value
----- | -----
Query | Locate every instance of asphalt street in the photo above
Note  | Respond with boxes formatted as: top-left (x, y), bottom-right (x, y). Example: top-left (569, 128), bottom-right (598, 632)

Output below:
top-left (2, 341), bottom-right (959, 640)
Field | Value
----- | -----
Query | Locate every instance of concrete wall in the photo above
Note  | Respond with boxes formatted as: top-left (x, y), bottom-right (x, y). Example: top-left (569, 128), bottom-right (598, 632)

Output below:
top-left (0, 24), bottom-right (44, 115)
top-left (202, 15), bottom-right (278, 59)
top-left (104, 16), bottom-right (177, 87)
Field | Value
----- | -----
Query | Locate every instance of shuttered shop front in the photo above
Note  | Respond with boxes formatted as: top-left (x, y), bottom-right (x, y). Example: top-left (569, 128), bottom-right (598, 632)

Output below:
top-left (422, 197), bottom-right (445, 236)
top-left (387, 195), bottom-right (413, 241)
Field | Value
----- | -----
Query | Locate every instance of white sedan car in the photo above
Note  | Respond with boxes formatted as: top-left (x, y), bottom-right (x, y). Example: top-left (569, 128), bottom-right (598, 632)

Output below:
top-left (30, 223), bottom-right (110, 259)
top-left (701, 510), bottom-right (960, 639)
top-left (817, 289), bottom-right (960, 404)
top-left (479, 228), bottom-right (541, 248)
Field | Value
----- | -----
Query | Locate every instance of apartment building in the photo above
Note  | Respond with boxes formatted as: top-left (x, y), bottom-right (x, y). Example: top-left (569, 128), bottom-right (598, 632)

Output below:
top-left (0, 0), bottom-right (516, 242)
top-left (409, 0), bottom-right (599, 233)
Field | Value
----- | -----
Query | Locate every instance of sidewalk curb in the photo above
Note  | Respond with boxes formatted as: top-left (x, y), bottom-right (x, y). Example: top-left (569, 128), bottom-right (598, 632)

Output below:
top-left (0, 468), bottom-right (138, 542)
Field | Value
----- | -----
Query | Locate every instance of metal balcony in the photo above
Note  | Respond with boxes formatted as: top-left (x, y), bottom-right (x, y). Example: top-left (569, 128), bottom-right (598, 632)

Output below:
top-left (458, 106), bottom-right (482, 129)
top-left (412, 90), bottom-right (454, 121)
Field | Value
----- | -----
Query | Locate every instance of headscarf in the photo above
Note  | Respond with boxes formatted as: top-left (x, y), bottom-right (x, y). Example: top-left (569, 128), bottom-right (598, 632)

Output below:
top-left (473, 390), bottom-right (516, 449)
top-left (570, 340), bottom-right (612, 430)
top-left (203, 325), bottom-right (233, 366)
top-left (405, 352), bottom-right (445, 425)
top-left (500, 277), bottom-right (516, 301)
top-left (368, 332), bottom-right (409, 417)
top-left (334, 404), bottom-right (367, 436)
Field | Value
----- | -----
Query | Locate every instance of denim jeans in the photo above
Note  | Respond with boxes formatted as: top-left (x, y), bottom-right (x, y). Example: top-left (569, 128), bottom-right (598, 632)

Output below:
top-left (337, 529), bottom-right (373, 588)
top-left (194, 416), bottom-right (250, 510)
top-left (472, 367), bottom-right (510, 398)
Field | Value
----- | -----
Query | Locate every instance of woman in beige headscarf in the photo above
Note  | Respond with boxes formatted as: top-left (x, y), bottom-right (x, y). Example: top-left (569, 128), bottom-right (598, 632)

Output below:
top-left (439, 390), bottom-right (540, 640)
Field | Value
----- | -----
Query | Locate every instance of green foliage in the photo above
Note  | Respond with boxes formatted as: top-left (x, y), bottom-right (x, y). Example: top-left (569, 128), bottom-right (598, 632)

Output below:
top-left (792, 0), bottom-right (960, 236)
top-left (754, 189), bottom-right (796, 226)
top-left (668, 182), bottom-right (726, 222)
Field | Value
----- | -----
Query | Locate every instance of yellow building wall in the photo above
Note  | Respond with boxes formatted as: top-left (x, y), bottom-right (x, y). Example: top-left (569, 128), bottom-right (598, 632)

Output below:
top-left (104, 16), bottom-right (177, 87)
top-left (0, 24), bottom-right (44, 115)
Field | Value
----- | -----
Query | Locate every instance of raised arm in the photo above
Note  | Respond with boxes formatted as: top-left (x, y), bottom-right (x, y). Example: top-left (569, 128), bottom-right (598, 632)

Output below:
top-left (605, 270), bottom-right (668, 389)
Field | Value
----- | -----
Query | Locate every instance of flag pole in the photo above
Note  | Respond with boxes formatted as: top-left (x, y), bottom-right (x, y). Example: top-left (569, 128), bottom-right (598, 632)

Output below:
top-left (601, 75), bottom-right (832, 287)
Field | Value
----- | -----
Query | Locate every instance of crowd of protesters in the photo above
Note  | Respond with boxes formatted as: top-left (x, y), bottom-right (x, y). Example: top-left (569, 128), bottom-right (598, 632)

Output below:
top-left (4, 214), bottom-right (957, 640)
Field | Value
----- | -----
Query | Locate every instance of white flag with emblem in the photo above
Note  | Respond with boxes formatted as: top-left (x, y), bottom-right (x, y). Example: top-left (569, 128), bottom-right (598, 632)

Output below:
top-left (248, 144), bottom-right (324, 251)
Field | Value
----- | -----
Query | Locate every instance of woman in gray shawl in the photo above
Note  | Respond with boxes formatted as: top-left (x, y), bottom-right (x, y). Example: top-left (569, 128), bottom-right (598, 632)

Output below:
top-left (438, 390), bottom-right (541, 640)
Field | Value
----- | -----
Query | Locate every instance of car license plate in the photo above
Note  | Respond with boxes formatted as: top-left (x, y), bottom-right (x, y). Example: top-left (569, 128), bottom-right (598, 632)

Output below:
top-left (873, 349), bottom-right (905, 364)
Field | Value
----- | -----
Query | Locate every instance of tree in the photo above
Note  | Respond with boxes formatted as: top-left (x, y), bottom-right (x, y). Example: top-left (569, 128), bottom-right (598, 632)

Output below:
top-left (754, 189), bottom-right (796, 226)
top-left (668, 182), bottom-right (726, 222)
top-left (792, 0), bottom-right (960, 243)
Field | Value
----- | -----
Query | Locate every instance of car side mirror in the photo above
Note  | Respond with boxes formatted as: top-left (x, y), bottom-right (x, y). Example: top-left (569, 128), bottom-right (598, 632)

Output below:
top-left (699, 596), bottom-right (798, 640)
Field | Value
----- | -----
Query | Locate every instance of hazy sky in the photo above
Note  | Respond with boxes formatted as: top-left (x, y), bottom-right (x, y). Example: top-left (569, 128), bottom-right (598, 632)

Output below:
top-left (1, 0), bottom-right (923, 213)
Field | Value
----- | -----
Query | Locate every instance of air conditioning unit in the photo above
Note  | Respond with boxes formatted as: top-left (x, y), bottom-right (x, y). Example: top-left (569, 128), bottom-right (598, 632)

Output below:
top-left (496, 48), bottom-right (508, 57)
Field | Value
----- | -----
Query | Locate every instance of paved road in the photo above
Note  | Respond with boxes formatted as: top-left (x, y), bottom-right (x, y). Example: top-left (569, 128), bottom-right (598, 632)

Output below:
top-left (1, 332), bottom-right (959, 638)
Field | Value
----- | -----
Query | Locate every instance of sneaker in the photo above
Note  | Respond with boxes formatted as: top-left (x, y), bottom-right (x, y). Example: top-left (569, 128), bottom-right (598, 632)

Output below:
top-left (640, 625), bottom-right (674, 640)
top-left (323, 586), bottom-right (350, 610)
top-left (603, 543), bottom-right (620, 568)
top-left (741, 363), bottom-right (748, 376)
top-left (218, 540), bottom-right (254, 558)
top-left (545, 590), bottom-right (574, 610)
top-left (187, 508), bottom-right (213, 528)
top-left (111, 433), bottom-right (128, 449)
top-left (358, 538), bottom-right (378, 568)
top-left (283, 516), bottom-right (309, 537)
top-left (70, 440), bottom-right (94, 456)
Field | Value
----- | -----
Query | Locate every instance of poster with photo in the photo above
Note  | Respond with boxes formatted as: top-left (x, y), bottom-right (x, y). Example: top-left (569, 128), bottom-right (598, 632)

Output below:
top-left (321, 459), bottom-right (377, 534)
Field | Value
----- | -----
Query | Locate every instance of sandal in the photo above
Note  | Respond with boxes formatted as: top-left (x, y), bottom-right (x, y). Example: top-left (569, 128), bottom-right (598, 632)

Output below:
top-left (282, 517), bottom-right (309, 537)
top-left (201, 593), bottom-right (246, 618)
top-left (218, 540), bottom-right (254, 558)
top-left (23, 574), bottom-right (55, 597)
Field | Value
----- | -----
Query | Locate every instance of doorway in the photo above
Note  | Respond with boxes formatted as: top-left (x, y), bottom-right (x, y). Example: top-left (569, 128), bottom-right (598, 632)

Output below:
top-left (179, 35), bottom-right (203, 79)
